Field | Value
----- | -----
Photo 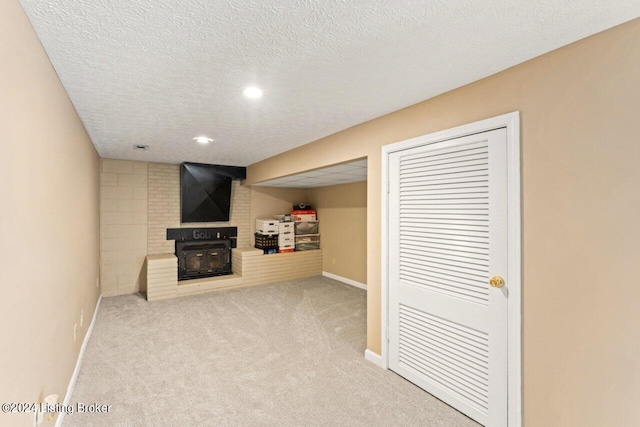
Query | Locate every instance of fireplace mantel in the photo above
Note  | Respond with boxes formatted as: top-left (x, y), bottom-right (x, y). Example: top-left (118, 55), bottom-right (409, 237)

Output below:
top-left (166, 227), bottom-right (237, 246)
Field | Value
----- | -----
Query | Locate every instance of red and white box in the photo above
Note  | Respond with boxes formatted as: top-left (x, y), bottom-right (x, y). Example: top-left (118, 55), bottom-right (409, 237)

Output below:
top-left (278, 242), bottom-right (295, 252)
top-left (290, 209), bottom-right (316, 221)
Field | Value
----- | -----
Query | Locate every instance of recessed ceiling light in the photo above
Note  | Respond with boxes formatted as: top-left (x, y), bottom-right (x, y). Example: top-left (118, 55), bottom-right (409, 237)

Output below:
top-left (243, 86), bottom-right (263, 99)
top-left (193, 136), bottom-right (213, 144)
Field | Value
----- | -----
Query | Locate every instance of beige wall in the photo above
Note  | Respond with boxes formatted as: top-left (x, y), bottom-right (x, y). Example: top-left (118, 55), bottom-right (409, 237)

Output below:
top-left (308, 182), bottom-right (367, 284)
top-left (246, 19), bottom-right (640, 426)
top-left (100, 159), bottom-right (148, 296)
top-left (0, 1), bottom-right (101, 426)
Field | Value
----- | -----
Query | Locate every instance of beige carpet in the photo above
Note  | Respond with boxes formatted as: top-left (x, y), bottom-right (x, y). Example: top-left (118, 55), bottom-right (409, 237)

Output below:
top-left (64, 276), bottom-right (478, 426)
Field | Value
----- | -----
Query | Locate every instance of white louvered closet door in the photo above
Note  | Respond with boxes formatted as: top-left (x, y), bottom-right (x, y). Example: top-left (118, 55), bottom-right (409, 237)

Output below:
top-left (388, 128), bottom-right (508, 427)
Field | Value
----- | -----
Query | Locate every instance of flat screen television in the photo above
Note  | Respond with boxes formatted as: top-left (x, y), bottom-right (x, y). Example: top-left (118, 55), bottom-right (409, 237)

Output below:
top-left (181, 163), bottom-right (233, 222)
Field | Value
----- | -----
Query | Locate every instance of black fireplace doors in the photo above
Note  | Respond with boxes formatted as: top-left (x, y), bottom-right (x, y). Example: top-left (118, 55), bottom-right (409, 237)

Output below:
top-left (176, 240), bottom-right (231, 280)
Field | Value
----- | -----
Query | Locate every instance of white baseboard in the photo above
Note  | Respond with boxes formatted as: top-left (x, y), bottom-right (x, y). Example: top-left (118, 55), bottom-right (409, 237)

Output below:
top-left (56, 294), bottom-right (102, 427)
top-left (322, 271), bottom-right (367, 290)
top-left (364, 349), bottom-right (383, 367)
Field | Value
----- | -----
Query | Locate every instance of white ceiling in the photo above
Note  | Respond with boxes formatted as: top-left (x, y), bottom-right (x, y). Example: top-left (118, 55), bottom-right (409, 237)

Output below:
top-left (254, 159), bottom-right (367, 188)
top-left (20, 1), bottom-right (640, 167)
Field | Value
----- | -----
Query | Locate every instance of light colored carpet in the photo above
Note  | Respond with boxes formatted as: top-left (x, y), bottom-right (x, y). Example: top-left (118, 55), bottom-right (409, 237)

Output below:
top-left (64, 276), bottom-right (478, 426)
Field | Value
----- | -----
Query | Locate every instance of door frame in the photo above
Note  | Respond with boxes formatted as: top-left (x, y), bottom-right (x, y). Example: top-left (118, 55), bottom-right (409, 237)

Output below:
top-left (380, 112), bottom-right (521, 426)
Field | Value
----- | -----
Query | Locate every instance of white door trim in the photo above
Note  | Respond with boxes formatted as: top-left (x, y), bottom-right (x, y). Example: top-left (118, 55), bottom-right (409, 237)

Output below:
top-left (380, 112), bottom-right (521, 426)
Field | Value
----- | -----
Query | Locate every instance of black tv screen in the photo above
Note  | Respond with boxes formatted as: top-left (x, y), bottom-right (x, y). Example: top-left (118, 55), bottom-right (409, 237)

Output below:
top-left (181, 163), bottom-right (233, 222)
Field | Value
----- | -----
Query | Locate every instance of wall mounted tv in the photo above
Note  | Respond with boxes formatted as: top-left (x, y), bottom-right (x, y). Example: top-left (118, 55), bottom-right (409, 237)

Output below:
top-left (180, 162), bottom-right (246, 223)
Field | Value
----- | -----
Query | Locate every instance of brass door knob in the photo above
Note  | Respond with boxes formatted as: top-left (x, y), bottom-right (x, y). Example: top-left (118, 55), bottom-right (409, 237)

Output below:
top-left (489, 276), bottom-right (505, 288)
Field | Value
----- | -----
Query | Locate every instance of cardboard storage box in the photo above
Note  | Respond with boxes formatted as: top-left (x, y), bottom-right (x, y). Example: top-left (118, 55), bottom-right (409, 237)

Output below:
top-left (278, 235), bottom-right (295, 246)
top-left (278, 222), bottom-right (294, 232)
top-left (290, 210), bottom-right (316, 221)
top-left (256, 219), bottom-right (279, 234)
top-left (278, 232), bottom-right (294, 242)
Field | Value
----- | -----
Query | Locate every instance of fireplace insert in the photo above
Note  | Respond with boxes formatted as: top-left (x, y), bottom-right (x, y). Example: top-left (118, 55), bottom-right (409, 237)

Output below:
top-left (176, 239), bottom-right (231, 281)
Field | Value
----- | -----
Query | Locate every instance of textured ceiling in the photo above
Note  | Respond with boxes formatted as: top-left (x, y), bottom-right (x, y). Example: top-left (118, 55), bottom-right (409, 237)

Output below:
top-left (20, 1), bottom-right (640, 167)
top-left (254, 159), bottom-right (367, 188)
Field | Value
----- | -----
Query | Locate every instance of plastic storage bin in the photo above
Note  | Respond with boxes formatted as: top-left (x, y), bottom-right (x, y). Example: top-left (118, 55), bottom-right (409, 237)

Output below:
top-left (294, 220), bottom-right (319, 235)
top-left (255, 233), bottom-right (278, 249)
top-left (295, 242), bottom-right (320, 251)
top-left (295, 234), bottom-right (320, 250)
